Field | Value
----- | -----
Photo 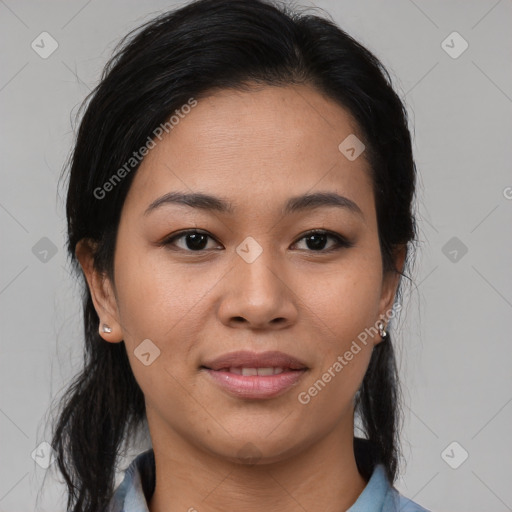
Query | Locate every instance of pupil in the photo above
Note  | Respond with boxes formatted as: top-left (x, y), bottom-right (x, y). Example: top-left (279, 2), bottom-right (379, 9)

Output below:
top-left (307, 234), bottom-right (327, 250)
top-left (187, 233), bottom-right (208, 250)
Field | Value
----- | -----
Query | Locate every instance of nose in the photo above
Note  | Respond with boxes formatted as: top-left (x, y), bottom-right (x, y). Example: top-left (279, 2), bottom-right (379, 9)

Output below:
top-left (217, 246), bottom-right (298, 330)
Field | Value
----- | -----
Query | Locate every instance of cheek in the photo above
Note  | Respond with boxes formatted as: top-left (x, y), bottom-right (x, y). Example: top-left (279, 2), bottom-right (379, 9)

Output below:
top-left (112, 250), bottom-right (208, 409)
top-left (295, 267), bottom-right (380, 418)
top-left (303, 258), bottom-right (382, 347)
top-left (294, 256), bottom-right (382, 410)
top-left (112, 243), bottom-right (234, 397)
top-left (114, 244), bottom-right (217, 340)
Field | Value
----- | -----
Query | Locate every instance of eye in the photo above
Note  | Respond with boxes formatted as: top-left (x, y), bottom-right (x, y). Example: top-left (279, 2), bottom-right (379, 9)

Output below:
top-left (160, 230), bottom-right (221, 252)
top-left (292, 229), bottom-right (354, 252)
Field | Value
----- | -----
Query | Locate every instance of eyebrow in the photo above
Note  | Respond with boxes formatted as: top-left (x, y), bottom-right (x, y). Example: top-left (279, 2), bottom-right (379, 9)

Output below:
top-left (144, 191), bottom-right (364, 219)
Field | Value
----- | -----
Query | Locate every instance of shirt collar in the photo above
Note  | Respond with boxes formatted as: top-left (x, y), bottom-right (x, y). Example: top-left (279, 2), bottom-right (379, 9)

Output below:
top-left (108, 438), bottom-right (398, 512)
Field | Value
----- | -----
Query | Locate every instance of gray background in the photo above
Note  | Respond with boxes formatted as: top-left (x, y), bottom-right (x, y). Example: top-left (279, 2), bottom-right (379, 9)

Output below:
top-left (1, 1), bottom-right (511, 511)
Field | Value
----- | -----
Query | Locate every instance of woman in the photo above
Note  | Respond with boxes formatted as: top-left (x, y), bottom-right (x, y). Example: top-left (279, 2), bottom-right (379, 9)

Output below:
top-left (50, 0), bottom-right (429, 510)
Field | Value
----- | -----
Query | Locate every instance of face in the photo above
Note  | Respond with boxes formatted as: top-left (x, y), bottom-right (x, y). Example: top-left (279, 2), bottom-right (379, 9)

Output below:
top-left (79, 83), bottom-right (403, 464)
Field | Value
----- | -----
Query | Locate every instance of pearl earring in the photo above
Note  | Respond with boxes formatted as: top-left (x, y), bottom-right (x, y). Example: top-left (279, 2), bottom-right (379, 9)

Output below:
top-left (378, 320), bottom-right (387, 339)
top-left (101, 323), bottom-right (112, 334)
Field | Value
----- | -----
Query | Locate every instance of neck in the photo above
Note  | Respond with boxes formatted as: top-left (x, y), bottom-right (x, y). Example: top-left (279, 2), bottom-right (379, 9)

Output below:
top-left (148, 417), bottom-right (368, 512)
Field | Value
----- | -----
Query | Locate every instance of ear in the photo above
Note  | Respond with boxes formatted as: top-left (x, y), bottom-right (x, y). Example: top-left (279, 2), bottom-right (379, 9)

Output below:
top-left (376, 244), bottom-right (407, 341)
top-left (75, 238), bottom-right (123, 343)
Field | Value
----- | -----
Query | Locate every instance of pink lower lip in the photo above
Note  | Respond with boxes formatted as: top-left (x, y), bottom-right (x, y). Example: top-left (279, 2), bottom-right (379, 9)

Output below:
top-left (203, 368), bottom-right (307, 399)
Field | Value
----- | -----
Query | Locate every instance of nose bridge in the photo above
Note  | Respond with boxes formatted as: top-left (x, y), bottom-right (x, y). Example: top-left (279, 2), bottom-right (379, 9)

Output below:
top-left (218, 235), bottom-right (296, 327)
top-left (235, 237), bottom-right (284, 302)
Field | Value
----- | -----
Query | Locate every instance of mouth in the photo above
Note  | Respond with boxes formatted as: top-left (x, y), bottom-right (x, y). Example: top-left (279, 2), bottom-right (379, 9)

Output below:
top-left (199, 351), bottom-right (309, 399)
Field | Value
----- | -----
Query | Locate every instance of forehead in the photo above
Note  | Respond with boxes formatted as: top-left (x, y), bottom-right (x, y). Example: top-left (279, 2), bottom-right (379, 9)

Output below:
top-left (123, 84), bottom-right (374, 220)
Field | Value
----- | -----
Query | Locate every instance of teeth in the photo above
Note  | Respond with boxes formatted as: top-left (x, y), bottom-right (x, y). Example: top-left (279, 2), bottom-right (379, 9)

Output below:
top-left (255, 367), bottom-right (274, 376)
top-left (228, 367), bottom-right (286, 376)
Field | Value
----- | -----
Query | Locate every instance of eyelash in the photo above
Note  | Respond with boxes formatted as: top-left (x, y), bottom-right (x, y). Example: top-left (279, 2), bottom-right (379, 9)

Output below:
top-left (159, 229), bottom-right (354, 254)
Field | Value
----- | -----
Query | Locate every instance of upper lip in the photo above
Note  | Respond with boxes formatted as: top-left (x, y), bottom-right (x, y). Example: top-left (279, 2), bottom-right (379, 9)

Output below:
top-left (201, 350), bottom-right (308, 371)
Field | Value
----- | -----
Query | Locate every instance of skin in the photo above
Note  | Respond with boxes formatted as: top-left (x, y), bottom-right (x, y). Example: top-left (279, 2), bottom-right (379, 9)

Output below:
top-left (76, 83), bottom-right (406, 512)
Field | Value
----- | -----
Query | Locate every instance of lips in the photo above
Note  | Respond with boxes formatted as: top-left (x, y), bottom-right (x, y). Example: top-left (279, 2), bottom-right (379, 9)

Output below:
top-left (201, 350), bottom-right (308, 399)
top-left (201, 350), bottom-right (308, 372)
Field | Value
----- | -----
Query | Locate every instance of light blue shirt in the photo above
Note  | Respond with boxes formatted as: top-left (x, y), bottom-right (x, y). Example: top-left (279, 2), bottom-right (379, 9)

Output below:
top-left (107, 444), bottom-right (431, 512)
